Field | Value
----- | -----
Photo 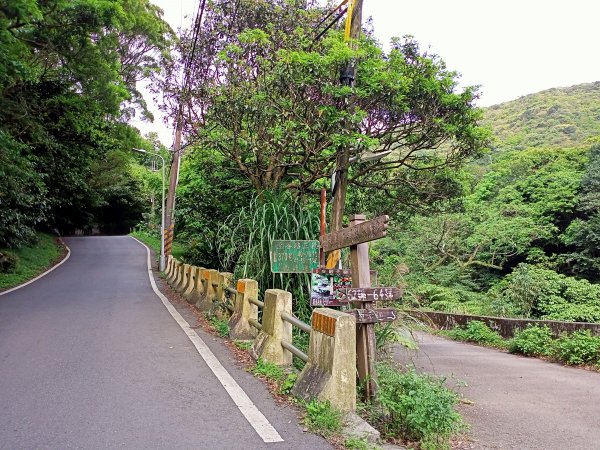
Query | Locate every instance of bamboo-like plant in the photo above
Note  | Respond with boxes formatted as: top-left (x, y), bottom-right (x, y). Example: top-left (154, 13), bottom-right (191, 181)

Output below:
top-left (216, 192), bottom-right (320, 321)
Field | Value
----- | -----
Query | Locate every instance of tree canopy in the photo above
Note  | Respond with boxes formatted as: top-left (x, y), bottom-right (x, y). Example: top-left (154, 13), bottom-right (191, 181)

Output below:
top-left (0, 0), bottom-right (174, 246)
top-left (161, 0), bottom-right (489, 204)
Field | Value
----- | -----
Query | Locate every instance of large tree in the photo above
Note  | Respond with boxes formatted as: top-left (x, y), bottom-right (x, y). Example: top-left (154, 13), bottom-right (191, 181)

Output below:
top-left (161, 0), bottom-right (489, 204)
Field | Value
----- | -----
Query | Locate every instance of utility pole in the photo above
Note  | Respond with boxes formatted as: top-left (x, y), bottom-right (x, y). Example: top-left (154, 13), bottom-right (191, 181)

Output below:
top-left (328, 0), bottom-right (363, 267)
top-left (164, 111), bottom-right (183, 235)
top-left (163, 0), bottom-right (206, 251)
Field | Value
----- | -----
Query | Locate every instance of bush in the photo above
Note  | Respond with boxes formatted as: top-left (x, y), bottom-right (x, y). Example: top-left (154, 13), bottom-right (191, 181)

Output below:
top-left (508, 325), bottom-right (553, 356)
top-left (374, 363), bottom-right (462, 449)
top-left (0, 251), bottom-right (18, 273)
top-left (552, 330), bottom-right (600, 365)
top-left (447, 320), bottom-right (506, 347)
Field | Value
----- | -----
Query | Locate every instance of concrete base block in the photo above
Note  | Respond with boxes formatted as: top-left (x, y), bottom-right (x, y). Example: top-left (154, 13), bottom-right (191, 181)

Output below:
top-left (196, 269), bottom-right (218, 312)
top-left (292, 308), bottom-right (356, 413)
top-left (342, 412), bottom-right (380, 444)
top-left (251, 289), bottom-right (292, 366)
top-left (229, 279), bottom-right (259, 340)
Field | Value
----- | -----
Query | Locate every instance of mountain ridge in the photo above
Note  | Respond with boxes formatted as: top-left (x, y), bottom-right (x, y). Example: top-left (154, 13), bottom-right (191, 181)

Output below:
top-left (482, 81), bottom-right (600, 151)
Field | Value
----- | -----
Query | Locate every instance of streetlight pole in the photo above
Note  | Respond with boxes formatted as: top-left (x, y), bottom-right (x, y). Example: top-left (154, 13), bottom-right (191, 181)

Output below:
top-left (133, 148), bottom-right (166, 271)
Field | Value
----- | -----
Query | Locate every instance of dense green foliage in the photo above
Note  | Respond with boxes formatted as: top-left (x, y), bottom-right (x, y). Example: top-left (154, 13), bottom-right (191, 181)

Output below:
top-left (370, 363), bottom-right (463, 449)
top-left (374, 141), bottom-right (600, 322)
top-left (446, 321), bottom-right (506, 347)
top-left (484, 82), bottom-right (600, 151)
top-left (552, 330), bottom-right (600, 366)
top-left (165, 1), bottom-right (488, 329)
top-left (0, 233), bottom-right (61, 289)
top-left (445, 322), bottom-right (600, 367)
top-left (508, 325), bottom-right (554, 357)
top-left (0, 0), bottom-right (173, 247)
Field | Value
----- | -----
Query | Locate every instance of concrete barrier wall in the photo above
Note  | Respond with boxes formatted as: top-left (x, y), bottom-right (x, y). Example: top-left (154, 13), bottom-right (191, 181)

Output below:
top-left (409, 310), bottom-right (600, 338)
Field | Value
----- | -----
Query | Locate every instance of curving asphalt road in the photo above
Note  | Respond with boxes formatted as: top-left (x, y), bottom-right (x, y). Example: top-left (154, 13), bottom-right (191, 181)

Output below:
top-left (393, 333), bottom-right (600, 450)
top-left (0, 236), bottom-right (331, 450)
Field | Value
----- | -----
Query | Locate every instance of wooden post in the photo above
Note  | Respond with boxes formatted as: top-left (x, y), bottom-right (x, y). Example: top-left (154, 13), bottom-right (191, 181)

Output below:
top-left (349, 214), bottom-right (377, 400)
top-left (329, 0), bottom-right (364, 265)
top-left (320, 188), bottom-right (327, 266)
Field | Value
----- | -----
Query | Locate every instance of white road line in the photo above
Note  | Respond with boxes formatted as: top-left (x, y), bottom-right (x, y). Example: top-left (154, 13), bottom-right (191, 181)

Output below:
top-left (0, 239), bottom-right (71, 296)
top-left (131, 236), bottom-right (284, 444)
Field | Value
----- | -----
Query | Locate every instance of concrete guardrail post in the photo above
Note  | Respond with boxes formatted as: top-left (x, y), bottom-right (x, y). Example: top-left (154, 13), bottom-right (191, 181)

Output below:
top-left (175, 263), bottom-right (190, 292)
top-left (197, 269), bottom-right (218, 311)
top-left (165, 257), bottom-right (174, 282)
top-left (216, 272), bottom-right (233, 318)
top-left (183, 266), bottom-right (201, 304)
top-left (229, 279), bottom-right (259, 340)
top-left (182, 265), bottom-right (197, 301)
top-left (252, 289), bottom-right (292, 366)
top-left (164, 255), bottom-right (173, 276)
top-left (292, 308), bottom-right (356, 413)
top-left (168, 260), bottom-right (181, 285)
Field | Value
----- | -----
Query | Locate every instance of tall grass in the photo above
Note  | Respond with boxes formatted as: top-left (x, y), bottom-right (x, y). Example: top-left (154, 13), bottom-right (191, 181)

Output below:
top-left (216, 192), bottom-right (320, 322)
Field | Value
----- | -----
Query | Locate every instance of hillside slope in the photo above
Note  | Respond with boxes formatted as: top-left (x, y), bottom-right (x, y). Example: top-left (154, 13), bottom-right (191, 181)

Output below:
top-left (483, 82), bottom-right (600, 151)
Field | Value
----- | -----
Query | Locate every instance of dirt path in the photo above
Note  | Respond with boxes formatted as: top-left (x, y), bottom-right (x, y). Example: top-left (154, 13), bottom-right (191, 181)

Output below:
top-left (393, 333), bottom-right (600, 450)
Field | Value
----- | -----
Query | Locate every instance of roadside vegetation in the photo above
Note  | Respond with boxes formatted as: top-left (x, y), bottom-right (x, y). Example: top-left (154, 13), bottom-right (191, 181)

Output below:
top-left (0, 233), bottom-right (63, 290)
top-left (442, 321), bottom-right (600, 368)
top-left (130, 230), bottom-right (185, 260)
top-left (0, 233), bottom-right (62, 290)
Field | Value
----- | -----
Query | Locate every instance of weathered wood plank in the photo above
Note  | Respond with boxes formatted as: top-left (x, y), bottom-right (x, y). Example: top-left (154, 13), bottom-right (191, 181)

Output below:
top-left (340, 287), bottom-right (403, 303)
top-left (347, 308), bottom-right (397, 324)
top-left (320, 215), bottom-right (389, 252)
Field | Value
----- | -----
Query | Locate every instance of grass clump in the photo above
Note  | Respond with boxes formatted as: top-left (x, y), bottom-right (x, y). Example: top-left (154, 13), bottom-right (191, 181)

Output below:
top-left (366, 363), bottom-right (463, 450)
top-left (234, 340), bottom-right (252, 350)
top-left (208, 315), bottom-right (229, 338)
top-left (447, 320), bottom-right (506, 348)
top-left (250, 358), bottom-right (285, 381)
top-left (552, 330), bottom-right (600, 365)
top-left (303, 400), bottom-right (343, 437)
top-left (345, 437), bottom-right (381, 449)
top-left (508, 325), bottom-right (553, 356)
top-left (0, 233), bottom-right (61, 290)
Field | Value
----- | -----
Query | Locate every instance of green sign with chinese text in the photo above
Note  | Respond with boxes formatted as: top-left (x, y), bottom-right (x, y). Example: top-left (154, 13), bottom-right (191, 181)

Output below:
top-left (270, 240), bottom-right (320, 273)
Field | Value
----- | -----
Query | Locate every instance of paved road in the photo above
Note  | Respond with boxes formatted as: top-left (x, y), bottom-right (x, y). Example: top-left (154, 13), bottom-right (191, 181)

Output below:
top-left (0, 236), bottom-right (331, 450)
top-left (393, 333), bottom-right (600, 450)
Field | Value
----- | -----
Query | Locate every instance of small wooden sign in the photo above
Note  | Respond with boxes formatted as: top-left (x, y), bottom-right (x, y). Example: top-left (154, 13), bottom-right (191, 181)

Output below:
top-left (347, 308), bottom-right (397, 324)
top-left (270, 240), bottom-right (320, 273)
top-left (340, 287), bottom-right (403, 303)
top-left (320, 215), bottom-right (389, 252)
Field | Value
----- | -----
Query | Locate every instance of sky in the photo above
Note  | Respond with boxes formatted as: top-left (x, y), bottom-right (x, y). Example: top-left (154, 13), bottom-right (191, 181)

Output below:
top-left (133, 0), bottom-right (600, 145)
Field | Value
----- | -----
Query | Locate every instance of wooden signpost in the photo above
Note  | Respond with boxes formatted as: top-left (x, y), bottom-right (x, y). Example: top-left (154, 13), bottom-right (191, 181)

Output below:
top-left (347, 308), bottom-right (397, 324)
top-left (320, 215), bottom-right (389, 252)
top-left (319, 214), bottom-right (397, 401)
top-left (340, 287), bottom-right (403, 303)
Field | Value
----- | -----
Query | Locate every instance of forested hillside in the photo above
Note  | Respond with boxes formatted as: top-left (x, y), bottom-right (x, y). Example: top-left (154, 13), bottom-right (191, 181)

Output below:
top-left (375, 82), bottom-right (600, 322)
top-left (484, 82), bottom-right (600, 151)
